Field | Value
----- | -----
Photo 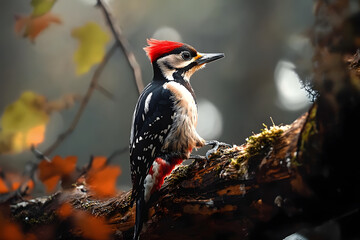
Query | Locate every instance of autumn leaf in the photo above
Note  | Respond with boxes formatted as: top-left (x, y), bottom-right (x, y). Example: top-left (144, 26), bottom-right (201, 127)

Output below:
top-left (86, 156), bottom-right (121, 198)
top-left (57, 202), bottom-right (73, 220)
top-left (38, 156), bottom-right (77, 192)
top-left (0, 211), bottom-right (38, 240)
top-left (90, 156), bottom-right (107, 170)
top-left (71, 22), bottom-right (110, 75)
top-left (0, 92), bottom-right (81, 154)
top-left (57, 203), bottom-right (113, 239)
top-left (0, 91), bottom-right (48, 154)
top-left (0, 220), bottom-right (25, 240)
top-left (74, 211), bottom-right (112, 240)
top-left (14, 0), bottom-right (60, 42)
top-left (31, 0), bottom-right (57, 17)
top-left (0, 170), bottom-right (34, 203)
top-left (14, 12), bottom-right (61, 42)
top-left (0, 177), bottom-right (9, 194)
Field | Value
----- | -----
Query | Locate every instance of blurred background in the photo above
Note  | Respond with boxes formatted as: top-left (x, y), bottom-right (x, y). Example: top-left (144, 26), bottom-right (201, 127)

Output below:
top-left (0, 0), bottom-right (314, 191)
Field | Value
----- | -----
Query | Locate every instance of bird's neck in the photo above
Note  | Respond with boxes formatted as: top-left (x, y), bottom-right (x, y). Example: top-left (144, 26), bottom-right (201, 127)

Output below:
top-left (153, 65), bottom-right (197, 102)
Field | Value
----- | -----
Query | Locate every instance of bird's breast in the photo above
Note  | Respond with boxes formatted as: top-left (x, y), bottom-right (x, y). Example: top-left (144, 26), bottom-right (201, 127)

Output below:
top-left (162, 81), bottom-right (204, 157)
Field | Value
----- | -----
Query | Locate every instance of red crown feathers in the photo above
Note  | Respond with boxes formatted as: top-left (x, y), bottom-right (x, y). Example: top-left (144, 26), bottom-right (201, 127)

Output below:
top-left (144, 39), bottom-right (184, 63)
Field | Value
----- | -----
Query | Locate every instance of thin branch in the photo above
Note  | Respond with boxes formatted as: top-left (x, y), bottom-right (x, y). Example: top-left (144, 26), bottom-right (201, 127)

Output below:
top-left (43, 43), bottom-right (118, 156)
top-left (106, 146), bottom-right (128, 165)
top-left (95, 83), bottom-right (115, 100)
top-left (31, 145), bottom-right (51, 162)
top-left (96, 0), bottom-right (144, 95)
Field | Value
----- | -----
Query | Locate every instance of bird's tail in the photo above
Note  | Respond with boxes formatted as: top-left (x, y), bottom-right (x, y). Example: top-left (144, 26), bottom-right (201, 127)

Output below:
top-left (133, 190), bottom-right (147, 240)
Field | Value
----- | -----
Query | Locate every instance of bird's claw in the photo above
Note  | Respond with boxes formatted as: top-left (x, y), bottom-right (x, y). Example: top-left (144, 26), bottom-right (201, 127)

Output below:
top-left (205, 140), bottom-right (232, 160)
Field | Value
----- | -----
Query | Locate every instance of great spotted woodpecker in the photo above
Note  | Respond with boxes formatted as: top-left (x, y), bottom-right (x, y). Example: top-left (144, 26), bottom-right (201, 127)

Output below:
top-left (130, 39), bottom-right (224, 239)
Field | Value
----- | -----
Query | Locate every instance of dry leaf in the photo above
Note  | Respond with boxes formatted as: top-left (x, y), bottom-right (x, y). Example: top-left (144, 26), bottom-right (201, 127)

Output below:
top-left (14, 12), bottom-right (61, 42)
top-left (0, 91), bottom-right (80, 154)
top-left (38, 155), bottom-right (77, 192)
top-left (57, 202), bottom-right (73, 220)
top-left (0, 91), bottom-right (48, 154)
top-left (0, 221), bottom-right (24, 240)
top-left (74, 212), bottom-right (112, 240)
top-left (86, 156), bottom-right (121, 198)
top-left (0, 177), bottom-right (9, 194)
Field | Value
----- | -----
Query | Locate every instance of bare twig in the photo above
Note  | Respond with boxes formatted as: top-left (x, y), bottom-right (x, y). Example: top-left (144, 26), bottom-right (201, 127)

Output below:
top-left (96, 0), bottom-right (144, 95)
top-left (31, 145), bottom-right (51, 162)
top-left (43, 43), bottom-right (118, 156)
top-left (106, 146), bottom-right (128, 165)
top-left (42, 1), bottom-right (144, 156)
top-left (96, 83), bottom-right (115, 100)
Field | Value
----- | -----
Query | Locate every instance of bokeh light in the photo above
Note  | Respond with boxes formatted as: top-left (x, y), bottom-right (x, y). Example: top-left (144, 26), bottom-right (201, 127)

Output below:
top-left (196, 99), bottom-right (223, 140)
top-left (152, 26), bottom-right (182, 42)
top-left (274, 60), bottom-right (310, 111)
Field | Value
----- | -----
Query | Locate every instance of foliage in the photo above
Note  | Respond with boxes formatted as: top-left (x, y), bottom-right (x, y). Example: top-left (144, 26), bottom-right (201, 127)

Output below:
top-left (38, 155), bottom-right (77, 192)
top-left (1, 1), bottom-right (125, 238)
top-left (15, 0), bottom-right (60, 42)
top-left (0, 92), bottom-right (81, 154)
top-left (72, 22), bottom-right (110, 75)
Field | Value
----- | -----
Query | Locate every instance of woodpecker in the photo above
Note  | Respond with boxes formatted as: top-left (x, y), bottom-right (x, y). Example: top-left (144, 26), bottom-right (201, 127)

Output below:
top-left (129, 39), bottom-right (224, 239)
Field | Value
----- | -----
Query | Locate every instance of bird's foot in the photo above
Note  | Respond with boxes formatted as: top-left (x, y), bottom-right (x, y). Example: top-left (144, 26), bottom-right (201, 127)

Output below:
top-left (205, 140), bottom-right (232, 160)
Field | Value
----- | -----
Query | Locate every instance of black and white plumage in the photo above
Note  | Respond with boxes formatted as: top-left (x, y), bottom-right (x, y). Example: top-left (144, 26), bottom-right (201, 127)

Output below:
top-left (130, 39), bottom-right (224, 240)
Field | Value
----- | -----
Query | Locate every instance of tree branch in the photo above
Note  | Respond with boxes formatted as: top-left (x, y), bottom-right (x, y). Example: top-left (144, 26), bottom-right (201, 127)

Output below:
top-left (43, 43), bottom-right (117, 156)
top-left (42, 1), bottom-right (145, 156)
top-left (96, 0), bottom-right (144, 95)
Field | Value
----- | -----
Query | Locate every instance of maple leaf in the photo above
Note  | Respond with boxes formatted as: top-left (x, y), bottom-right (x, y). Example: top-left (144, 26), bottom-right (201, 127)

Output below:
top-left (0, 177), bottom-right (9, 194)
top-left (71, 22), bottom-right (110, 75)
top-left (14, 0), bottom-right (60, 42)
top-left (74, 211), bottom-right (112, 240)
top-left (57, 202), bottom-right (73, 220)
top-left (38, 156), bottom-right (77, 192)
top-left (14, 12), bottom-right (61, 42)
top-left (86, 156), bottom-right (121, 198)
top-left (0, 211), bottom-right (38, 240)
top-left (0, 220), bottom-right (24, 240)
top-left (0, 170), bottom-right (35, 197)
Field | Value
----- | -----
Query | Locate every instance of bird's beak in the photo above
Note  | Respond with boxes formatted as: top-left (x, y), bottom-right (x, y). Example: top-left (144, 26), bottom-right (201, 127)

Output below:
top-left (195, 53), bottom-right (225, 65)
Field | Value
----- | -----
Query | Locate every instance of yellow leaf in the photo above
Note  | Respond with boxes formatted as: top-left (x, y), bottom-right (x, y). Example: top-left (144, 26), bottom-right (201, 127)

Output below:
top-left (72, 22), bottom-right (110, 75)
top-left (0, 91), bottom-right (49, 154)
top-left (31, 0), bottom-right (57, 17)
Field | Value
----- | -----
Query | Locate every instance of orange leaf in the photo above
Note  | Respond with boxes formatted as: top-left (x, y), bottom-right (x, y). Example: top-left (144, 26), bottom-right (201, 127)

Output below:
top-left (87, 166), bottom-right (121, 197)
top-left (75, 212), bottom-right (112, 240)
top-left (11, 181), bottom-right (21, 191)
top-left (0, 221), bottom-right (24, 240)
top-left (86, 157), bottom-right (121, 198)
top-left (90, 156), bottom-right (107, 170)
top-left (0, 178), bottom-right (9, 194)
top-left (26, 179), bottom-right (35, 192)
top-left (38, 156), bottom-right (77, 192)
top-left (0, 172), bottom-right (35, 195)
top-left (14, 12), bottom-right (61, 42)
top-left (42, 175), bottom-right (60, 192)
top-left (57, 203), bottom-right (73, 219)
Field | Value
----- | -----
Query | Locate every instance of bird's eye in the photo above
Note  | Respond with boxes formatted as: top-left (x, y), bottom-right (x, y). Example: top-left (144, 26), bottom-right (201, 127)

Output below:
top-left (181, 51), bottom-right (191, 61)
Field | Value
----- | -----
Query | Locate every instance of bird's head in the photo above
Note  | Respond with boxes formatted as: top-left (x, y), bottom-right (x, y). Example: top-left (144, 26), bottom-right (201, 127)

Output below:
top-left (144, 39), bottom-right (224, 81)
